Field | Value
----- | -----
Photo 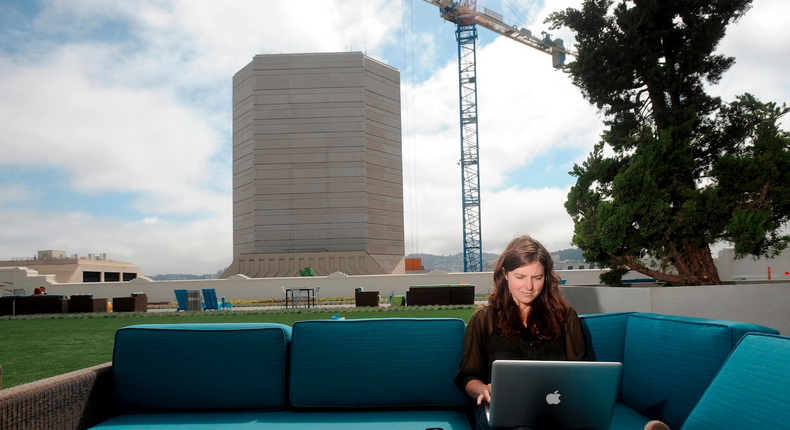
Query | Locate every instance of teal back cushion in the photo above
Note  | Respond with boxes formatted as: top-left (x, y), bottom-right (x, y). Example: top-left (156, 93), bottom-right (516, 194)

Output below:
top-left (580, 312), bottom-right (635, 398)
top-left (289, 318), bottom-right (467, 408)
top-left (579, 312), bottom-right (634, 363)
top-left (682, 333), bottom-right (790, 430)
top-left (112, 323), bottom-right (292, 411)
top-left (622, 314), bottom-right (779, 430)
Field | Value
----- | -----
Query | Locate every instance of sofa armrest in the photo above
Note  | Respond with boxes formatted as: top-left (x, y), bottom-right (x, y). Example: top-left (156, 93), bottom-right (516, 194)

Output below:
top-left (0, 362), bottom-right (113, 430)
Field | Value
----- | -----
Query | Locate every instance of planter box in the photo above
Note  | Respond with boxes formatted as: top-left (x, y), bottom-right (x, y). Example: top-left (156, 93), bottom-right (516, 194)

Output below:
top-left (406, 285), bottom-right (475, 306)
top-left (355, 291), bottom-right (379, 307)
top-left (113, 294), bottom-right (148, 312)
top-left (69, 296), bottom-right (108, 313)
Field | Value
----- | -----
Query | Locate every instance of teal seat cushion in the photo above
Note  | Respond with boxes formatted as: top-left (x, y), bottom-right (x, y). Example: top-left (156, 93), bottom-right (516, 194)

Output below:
top-left (91, 410), bottom-right (472, 429)
top-left (289, 318), bottom-right (467, 408)
top-left (622, 314), bottom-right (779, 430)
top-left (681, 333), bottom-right (790, 430)
top-left (112, 323), bottom-right (292, 412)
top-left (607, 401), bottom-right (652, 430)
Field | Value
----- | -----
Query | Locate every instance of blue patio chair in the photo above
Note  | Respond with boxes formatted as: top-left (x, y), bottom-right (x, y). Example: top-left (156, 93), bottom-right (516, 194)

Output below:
top-left (202, 289), bottom-right (220, 311)
top-left (218, 296), bottom-right (232, 310)
top-left (174, 289), bottom-right (187, 312)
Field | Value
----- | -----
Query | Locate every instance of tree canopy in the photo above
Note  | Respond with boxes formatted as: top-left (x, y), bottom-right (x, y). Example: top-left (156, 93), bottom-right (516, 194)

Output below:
top-left (547, 0), bottom-right (790, 285)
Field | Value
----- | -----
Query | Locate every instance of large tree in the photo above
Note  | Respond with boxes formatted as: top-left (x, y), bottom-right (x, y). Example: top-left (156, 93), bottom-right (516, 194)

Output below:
top-left (547, 0), bottom-right (790, 285)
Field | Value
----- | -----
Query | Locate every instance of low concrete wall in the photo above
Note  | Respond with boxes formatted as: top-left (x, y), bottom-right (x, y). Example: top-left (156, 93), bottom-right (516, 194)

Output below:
top-left (3, 266), bottom-right (787, 335)
top-left (562, 283), bottom-right (790, 335)
top-left (39, 268), bottom-right (610, 303)
top-left (0, 266), bottom-right (617, 301)
top-left (42, 271), bottom-right (495, 303)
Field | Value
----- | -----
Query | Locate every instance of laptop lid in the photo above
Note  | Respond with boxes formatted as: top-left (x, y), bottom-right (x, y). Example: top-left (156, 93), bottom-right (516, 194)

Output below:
top-left (486, 360), bottom-right (623, 429)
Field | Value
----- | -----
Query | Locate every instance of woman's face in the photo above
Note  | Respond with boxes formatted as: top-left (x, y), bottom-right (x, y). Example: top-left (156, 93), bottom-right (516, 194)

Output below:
top-left (504, 260), bottom-right (545, 313)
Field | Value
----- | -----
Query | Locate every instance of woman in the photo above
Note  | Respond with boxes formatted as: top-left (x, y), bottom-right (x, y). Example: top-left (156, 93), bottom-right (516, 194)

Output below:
top-left (454, 235), bottom-right (586, 430)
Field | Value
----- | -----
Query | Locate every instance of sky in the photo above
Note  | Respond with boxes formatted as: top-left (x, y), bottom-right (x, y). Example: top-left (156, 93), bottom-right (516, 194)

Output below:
top-left (0, 0), bottom-right (789, 276)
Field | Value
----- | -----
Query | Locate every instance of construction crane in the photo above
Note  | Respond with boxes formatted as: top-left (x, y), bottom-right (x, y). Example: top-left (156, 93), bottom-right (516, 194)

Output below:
top-left (420, 0), bottom-right (569, 272)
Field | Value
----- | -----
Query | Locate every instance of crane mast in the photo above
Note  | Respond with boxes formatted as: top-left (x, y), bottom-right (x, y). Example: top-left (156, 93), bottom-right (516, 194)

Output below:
top-left (455, 5), bottom-right (483, 273)
top-left (421, 0), bottom-right (567, 272)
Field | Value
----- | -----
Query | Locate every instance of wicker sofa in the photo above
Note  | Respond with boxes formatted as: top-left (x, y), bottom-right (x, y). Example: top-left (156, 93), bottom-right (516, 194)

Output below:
top-left (0, 314), bottom-right (785, 430)
top-left (0, 294), bottom-right (68, 316)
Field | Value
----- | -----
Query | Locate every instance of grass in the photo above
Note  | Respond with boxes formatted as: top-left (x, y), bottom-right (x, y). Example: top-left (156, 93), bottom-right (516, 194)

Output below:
top-left (0, 305), bottom-right (478, 389)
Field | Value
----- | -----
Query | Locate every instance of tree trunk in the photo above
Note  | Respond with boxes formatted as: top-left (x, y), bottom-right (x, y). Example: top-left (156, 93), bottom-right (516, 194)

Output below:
top-left (616, 243), bottom-right (722, 285)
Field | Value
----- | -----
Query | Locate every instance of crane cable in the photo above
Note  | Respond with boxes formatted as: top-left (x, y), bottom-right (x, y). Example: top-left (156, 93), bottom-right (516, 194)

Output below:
top-left (401, 0), bottom-right (420, 258)
top-left (501, 0), bottom-right (528, 27)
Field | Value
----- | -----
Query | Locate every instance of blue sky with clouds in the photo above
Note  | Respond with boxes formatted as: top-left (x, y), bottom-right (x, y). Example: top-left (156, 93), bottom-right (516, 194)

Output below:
top-left (1, 0), bottom-right (788, 275)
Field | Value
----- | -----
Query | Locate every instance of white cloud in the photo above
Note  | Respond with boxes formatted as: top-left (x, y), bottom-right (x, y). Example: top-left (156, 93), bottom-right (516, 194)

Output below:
top-left (0, 184), bottom-right (38, 207)
top-left (709, 0), bottom-right (790, 107)
top-left (0, 208), bottom-right (231, 275)
top-left (0, 49), bottom-right (226, 215)
top-left (482, 185), bottom-right (575, 253)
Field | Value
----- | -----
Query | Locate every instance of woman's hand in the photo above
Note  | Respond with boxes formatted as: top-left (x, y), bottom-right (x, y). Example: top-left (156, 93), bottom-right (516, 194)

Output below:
top-left (476, 383), bottom-right (492, 405)
top-left (466, 379), bottom-right (492, 405)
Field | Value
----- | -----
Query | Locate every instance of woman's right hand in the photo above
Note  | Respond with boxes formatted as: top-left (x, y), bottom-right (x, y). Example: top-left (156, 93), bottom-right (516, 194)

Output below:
top-left (476, 383), bottom-right (492, 405)
top-left (465, 379), bottom-right (492, 405)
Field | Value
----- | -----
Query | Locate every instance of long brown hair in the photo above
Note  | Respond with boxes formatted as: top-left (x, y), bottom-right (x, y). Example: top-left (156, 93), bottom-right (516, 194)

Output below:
top-left (489, 235), bottom-right (570, 340)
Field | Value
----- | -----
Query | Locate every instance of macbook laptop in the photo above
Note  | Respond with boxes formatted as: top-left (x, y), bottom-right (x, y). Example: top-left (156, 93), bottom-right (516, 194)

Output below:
top-left (485, 360), bottom-right (623, 429)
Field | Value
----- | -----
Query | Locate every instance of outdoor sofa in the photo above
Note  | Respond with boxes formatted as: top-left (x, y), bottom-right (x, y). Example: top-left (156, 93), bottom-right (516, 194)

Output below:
top-left (0, 294), bottom-right (68, 316)
top-left (0, 313), bottom-right (785, 430)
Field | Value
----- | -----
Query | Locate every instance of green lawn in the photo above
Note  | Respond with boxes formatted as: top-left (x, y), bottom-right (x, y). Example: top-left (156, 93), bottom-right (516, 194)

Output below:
top-left (0, 306), bottom-right (477, 389)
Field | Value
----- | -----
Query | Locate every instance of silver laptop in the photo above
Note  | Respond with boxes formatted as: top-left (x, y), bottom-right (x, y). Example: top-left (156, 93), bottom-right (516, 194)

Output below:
top-left (486, 360), bottom-right (622, 429)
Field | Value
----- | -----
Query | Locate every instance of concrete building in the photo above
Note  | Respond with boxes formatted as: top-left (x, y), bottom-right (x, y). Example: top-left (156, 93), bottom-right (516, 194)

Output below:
top-left (224, 52), bottom-right (405, 277)
top-left (0, 250), bottom-right (142, 285)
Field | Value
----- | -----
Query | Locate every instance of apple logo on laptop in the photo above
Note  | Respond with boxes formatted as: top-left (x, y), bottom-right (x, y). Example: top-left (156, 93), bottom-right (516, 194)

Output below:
top-left (546, 390), bottom-right (561, 405)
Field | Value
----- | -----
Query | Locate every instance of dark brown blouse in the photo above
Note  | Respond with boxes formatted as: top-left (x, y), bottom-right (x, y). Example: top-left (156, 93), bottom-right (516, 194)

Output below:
top-left (454, 306), bottom-right (587, 393)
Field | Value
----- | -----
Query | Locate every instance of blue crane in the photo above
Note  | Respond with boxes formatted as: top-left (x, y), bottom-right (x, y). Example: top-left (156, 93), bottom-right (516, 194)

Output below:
top-left (421, 0), bottom-right (568, 272)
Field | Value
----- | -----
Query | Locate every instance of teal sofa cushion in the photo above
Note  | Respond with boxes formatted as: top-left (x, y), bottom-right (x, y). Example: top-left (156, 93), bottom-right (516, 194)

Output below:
top-left (622, 314), bottom-right (779, 430)
top-left (289, 318), bottom-right (467, 408)
top-left (112, 323), bottom-right (292, 412)
top-left (91, 410), bottom-right (472, 429)
top-left (580, 312), bottom-right (636, 399)
top-left (579, 312), bottom-right (635, 363)
top-left (608, 401), bottom-right (653, 430)
top-left (681, 333), bottom-right (790, 430)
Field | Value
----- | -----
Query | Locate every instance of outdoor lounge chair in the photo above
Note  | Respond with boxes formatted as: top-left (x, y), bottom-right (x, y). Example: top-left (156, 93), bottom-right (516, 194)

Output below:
top-left (202, 289), bottom-right (220, 311)
top-left (174, 289), bottom-right (187, 312)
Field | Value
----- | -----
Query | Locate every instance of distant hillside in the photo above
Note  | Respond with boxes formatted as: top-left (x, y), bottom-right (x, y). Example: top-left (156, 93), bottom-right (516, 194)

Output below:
top-left (552, 248), bottom-right (585, 262)
top-left (407, 252), bottom-right (500, 272)
top-left (148, 250), bottom-right (588, 279)
top-left (147, 268), bottom-right (225, 281)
